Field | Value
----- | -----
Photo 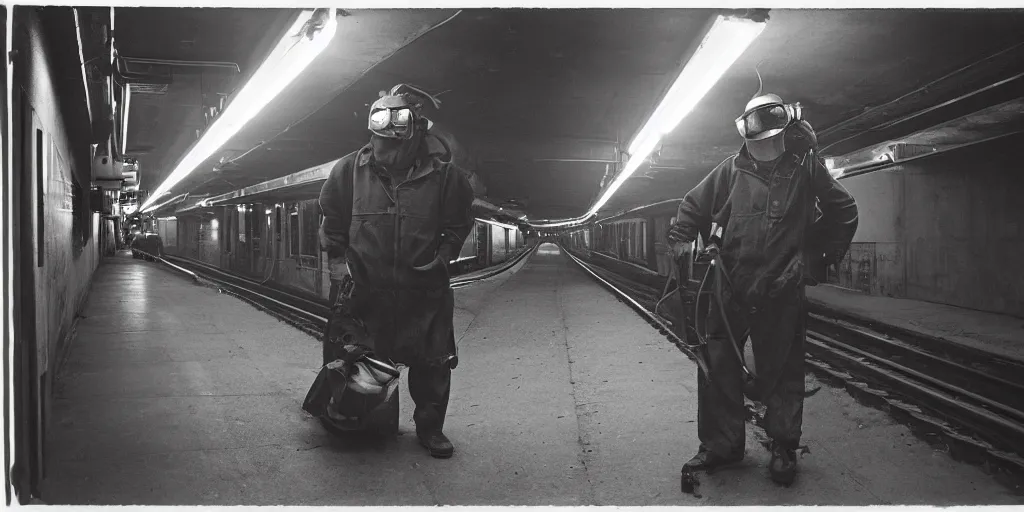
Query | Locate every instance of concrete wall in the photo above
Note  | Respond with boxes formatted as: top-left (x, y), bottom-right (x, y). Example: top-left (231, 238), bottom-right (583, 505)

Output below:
top-left (16, 7), bottom-right (100, 391)
top-left (12, 8), bottom-right (101, 484)
top-left (832, 168), bottom-right (906, 297)
top-left (834, 134), bottom-right (1024, 318)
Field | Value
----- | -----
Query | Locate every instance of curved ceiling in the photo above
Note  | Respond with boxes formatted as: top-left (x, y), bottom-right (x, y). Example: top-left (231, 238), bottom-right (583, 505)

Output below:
top-left (124, 8), bottom-right (1024, 221)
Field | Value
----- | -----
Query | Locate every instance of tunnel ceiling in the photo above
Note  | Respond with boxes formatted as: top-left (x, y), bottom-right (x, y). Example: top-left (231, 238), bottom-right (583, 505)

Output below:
top-left (128, 8), bottom-right (1024, 221)
top-left (118, 7), bottom-right (295, 193)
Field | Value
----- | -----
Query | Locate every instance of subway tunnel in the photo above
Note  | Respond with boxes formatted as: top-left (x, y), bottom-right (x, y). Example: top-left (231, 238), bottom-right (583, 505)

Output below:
top-left (3, 5), bottom-right (1024, 505)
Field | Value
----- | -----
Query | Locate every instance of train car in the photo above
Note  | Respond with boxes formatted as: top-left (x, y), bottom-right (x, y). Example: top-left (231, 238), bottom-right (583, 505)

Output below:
top-left (152, 198), bottom-right (529, 302)
top-left (561, 196), bottom-right (846, 290)
top-left (560, 200), bottom-right (688, 287)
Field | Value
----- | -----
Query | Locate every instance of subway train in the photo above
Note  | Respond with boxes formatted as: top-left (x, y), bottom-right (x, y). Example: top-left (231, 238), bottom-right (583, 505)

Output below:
top-left (561, 200), bottom-right (684, 283)
top-left (559, 199), bottom-right (844, 288)
top-left (147, 200), bottom-right (529, 301)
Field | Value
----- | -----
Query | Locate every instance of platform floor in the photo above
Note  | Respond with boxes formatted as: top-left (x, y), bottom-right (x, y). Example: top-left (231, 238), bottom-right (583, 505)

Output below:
top-left (807, 284), bottom-right (1024, 363)
top-left (40, 247), bottom-right (1020, 505)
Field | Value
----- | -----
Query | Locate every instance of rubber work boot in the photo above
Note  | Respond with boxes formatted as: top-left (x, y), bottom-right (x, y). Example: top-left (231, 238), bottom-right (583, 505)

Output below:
top-left (683, 445), bottom-right (744, 473)
top-left (768, 442), bottom-right (798, 486)
top-left (418, 430), bottom-right (454, 459)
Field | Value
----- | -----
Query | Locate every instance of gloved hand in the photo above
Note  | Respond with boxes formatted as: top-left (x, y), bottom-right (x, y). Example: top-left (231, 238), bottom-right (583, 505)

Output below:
top-left (412, 245), bottom-right (453, 272)
top-left (670, 241), bottom-right (692, 262)
top-left (329, 256), bottom-right (350, 281)
top-left (667, 224), bottom-right (692, 245)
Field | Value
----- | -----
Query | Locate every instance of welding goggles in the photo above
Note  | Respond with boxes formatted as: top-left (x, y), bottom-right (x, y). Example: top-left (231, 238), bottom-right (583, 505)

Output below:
top-left (368, 106), bottom-right (416, 139)
top-left (735, 96), bottom-right (803, 141)
top-left (367, 84), bottom-right (443, 140)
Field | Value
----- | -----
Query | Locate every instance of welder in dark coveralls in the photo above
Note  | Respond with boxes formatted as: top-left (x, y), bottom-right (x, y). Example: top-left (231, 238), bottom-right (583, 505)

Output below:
top-left (318, 84), bottom-right (475, 458)
top-left (667, 92), bottom-right (859, 485)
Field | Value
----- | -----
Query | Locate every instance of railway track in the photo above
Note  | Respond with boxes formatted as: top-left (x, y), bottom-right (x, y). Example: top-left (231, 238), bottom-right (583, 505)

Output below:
top-left (560, 246), bottom-right (1024, 492)
top-left (137, 245), bottom-right (538, 343)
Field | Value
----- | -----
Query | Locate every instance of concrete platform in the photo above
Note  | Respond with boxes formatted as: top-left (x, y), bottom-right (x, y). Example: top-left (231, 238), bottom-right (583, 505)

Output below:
top-left (40, 247), bottom-right (1021, 505)
top-left (807, 284), bottom-right (1024, 363)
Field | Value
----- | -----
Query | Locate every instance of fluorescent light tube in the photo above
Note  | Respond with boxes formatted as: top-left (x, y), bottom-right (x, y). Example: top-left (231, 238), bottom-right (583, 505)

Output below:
top-left (476, 217), bottom-right (517, 230)
top-left (529, 14), bottom-right (766, 229)
top-left (73, 8), bottom-right (92, 124)
top-left (122, 84), bottom-right (131, 154)
top-left (590, 15), bottom-right (765, 217)
top-left (147, 193), bottom-right (187, 213)
top-left (141, 9), bottom-right (337, 212)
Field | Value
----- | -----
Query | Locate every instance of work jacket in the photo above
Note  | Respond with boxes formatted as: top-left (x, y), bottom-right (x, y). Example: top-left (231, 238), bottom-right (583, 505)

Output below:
top-left (670, 145), bottom-right (859, 306)
top-left (319, 134), bottom-right (475, 366)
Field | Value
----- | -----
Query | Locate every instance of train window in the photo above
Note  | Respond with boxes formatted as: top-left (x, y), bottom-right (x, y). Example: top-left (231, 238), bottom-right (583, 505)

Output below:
top-left (225, 210), bottom-right (233, 253)
top-left (300, 201), bottom-right (319, 257)
top-left (628, 222), bottom-right (634, 259)
top-left (639, 221), bottom-right (647, 261)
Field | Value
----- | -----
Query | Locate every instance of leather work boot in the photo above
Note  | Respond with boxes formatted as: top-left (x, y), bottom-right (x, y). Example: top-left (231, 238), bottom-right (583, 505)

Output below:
top-left (682, 445), bottom-right (744, 473)
top-left (417, 430), bottom-right (454, 459)
top-left (768, 442), bottom-right (798, 486)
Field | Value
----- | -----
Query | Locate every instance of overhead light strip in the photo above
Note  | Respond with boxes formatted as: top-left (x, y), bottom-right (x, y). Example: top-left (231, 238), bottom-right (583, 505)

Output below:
top-left (529, 14), bottom-right (767, 229)
top-left (141, 9), bottom-right (338, 212)
top-left (147, 193), bottom-right (188, 214)
top-left (72, 8), bottom-right (92, 124)
top-left (122, 84), bottom-right (131, 154)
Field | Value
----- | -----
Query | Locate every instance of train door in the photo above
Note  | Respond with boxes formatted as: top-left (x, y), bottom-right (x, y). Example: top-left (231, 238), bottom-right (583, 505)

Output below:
top-left (476, 222), bottom-right (489, 267)
top-left (11, 90), bottom-right (46, 502)
top-left (237, 206), bottom-right (251, 274)
top-left (255, 204), bottom-right (270, 276)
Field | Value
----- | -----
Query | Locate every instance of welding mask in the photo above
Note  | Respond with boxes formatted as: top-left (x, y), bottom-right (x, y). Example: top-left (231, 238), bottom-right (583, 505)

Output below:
top-left (367, 84), bottom-right (441, 140)
top-left (368, 84), bottom-right (442, 171)
top-left (736, 93), bottom-right (805, 161)
top-left (369, 104), bottom-right (417, 140)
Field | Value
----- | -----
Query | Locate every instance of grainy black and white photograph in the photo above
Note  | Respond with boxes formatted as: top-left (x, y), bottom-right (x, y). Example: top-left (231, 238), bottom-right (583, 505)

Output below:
top-left (2, 1), bottom-right (1024, 506)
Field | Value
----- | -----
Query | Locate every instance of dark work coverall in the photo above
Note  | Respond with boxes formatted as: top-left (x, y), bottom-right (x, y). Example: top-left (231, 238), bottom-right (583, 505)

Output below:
top-left (319, 134), bottom-right (475, 434)
top-left (669, 145), bottom-right (858, 457)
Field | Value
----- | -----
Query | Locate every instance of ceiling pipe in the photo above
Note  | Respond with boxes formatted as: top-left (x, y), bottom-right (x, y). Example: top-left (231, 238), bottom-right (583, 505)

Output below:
top-left (818, 40), bottom-right (1024, 152)
top-left (120, 56), bottom-right (241, 73)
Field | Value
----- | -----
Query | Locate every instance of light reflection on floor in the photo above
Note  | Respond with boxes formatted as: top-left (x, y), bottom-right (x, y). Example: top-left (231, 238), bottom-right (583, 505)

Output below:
top-left (536, 243), bottom-right (561, 256)
top-left (116, 250), bottom-right (152, 308)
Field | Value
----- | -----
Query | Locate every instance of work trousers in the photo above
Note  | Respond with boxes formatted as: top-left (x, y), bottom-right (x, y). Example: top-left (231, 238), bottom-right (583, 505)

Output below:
top-left (329, 278), bottom-right (454, 434)
top-left (697, 289), bottom-right (807, 458)
top-left (409, 363), bottom-right (452, 434)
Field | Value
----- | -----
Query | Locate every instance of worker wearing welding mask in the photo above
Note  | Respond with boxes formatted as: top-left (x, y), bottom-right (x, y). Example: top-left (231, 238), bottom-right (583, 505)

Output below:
top-left (666, 92), bottom-right (858, 485)
top-left (318, 84), bottom-right (475, 458)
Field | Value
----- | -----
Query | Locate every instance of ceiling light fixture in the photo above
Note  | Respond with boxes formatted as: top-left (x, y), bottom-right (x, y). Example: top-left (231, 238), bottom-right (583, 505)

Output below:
top-left (476, 217), bottom-right (517, 231)
top-left (141, 9), bottom-right (338, 212)
top-left (147, 193), bottom-right (188, 214)
top-left (529, 13), bottom-right (767, 229)
top-left (122, 84), bottom-right (131, 154)
top-left (72, 8), bottom-right (92, 124)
